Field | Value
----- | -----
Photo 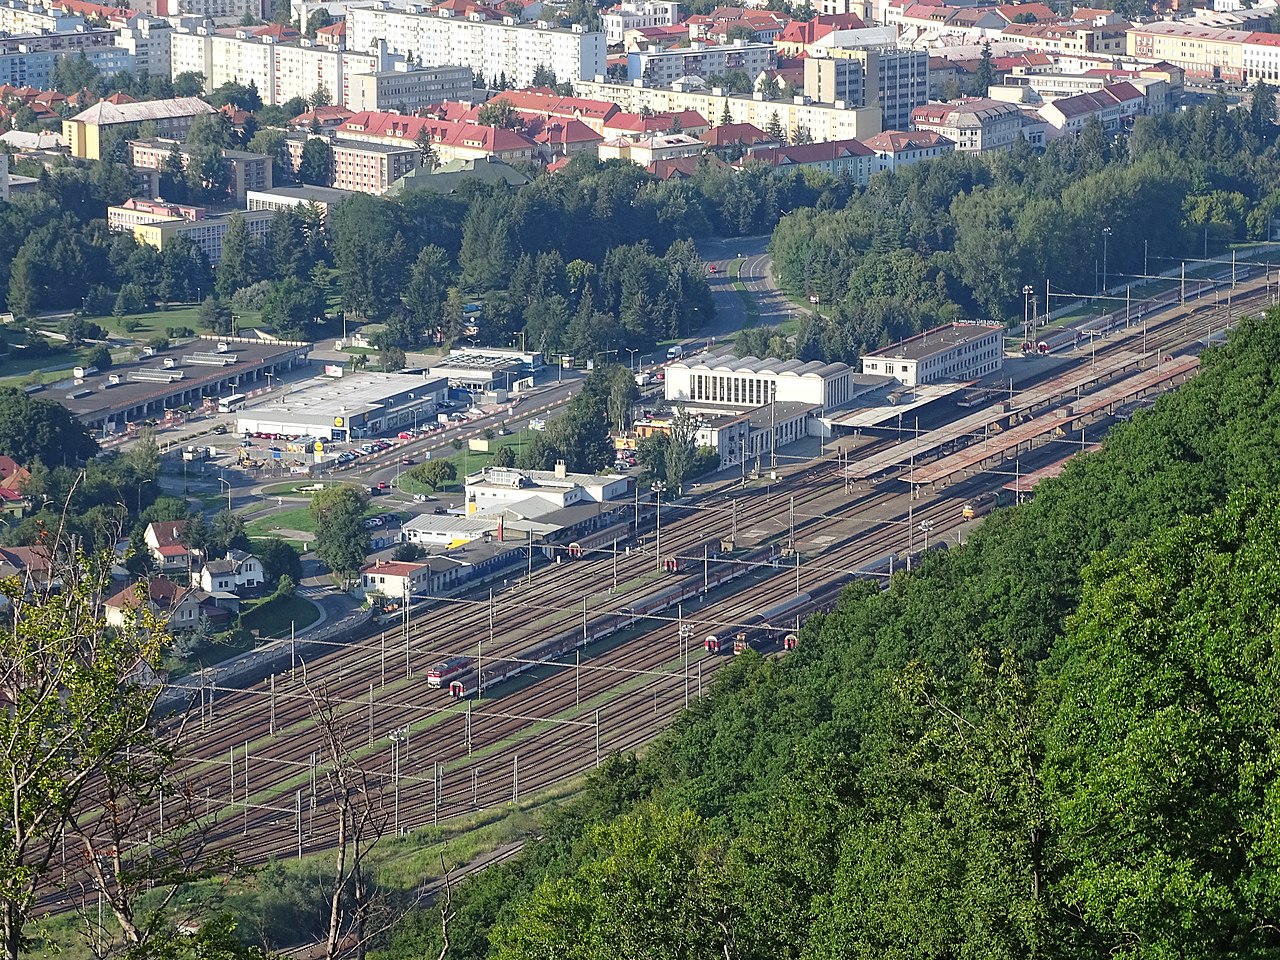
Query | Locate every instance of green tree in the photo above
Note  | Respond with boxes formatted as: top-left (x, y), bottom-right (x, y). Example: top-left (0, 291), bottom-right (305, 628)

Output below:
top-left (85, 343), bottom-right (112, 371)
top-left (260, 277), bottom-right (326, 340)
top-left (477, 100), bottom-right (519, 129)
top-left (605, 365), bottom-right (639, 435)
top-left (172, 70), bottom-right (205, 96)
top-left (400, 244), bottom-right (450, 345)
top-left (255, 536), bottom-right (303, 584)
top-left (972, 41), bottom-right (996, 96)
top-left (211, 508), bottom-right (249, 556)
top-left (380, 345), bottom-right (407, 371)
top-left (765, 111), bottom-right (785, 144)
top-left (215, 213), bottom-right (260, 298)
top-left (414, 125), bottom-right (437, 171)
top-left (298, 137), bottom-right (333, 186)
top-left (198, 295), bottom-right (233, 334)
top-left (0, 387), bottom-right (96, 464)
top-left (248, 128), bottom-right (295, 184)
top-left (413, 459), bottom-right (457, 490)
top-left (310, 484), bottom-right (370, 580)
top-left (0, 554), bottom-right (169, 960)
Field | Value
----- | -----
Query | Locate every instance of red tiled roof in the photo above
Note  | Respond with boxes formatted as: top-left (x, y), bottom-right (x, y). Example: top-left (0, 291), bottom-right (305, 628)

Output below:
top-left (861, 129), bottom-right (954, 152)
top-left (775, 13), bottom-right (865, 45)
top-left (158, 544), bottom-right (191, 558)
top-left (148, 520), bottom-right (187, 548)
top-left (700, 122), bottom-right (771, 147)
top-left (252, 23), bottom-right (302, 40)
top-left (106, 576), bottom-right (193, 612)
top-left (361, 560), bottom-right (428, 578)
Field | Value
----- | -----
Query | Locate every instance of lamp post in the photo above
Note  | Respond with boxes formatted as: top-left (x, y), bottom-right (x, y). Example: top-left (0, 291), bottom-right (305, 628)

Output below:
top-left (388, 727), bottom-right (408, 834)
top-left (1022, 284), bottom-right (1034, 345)
top-left (918, 519), bottom-right (934, 551)
top-left (625, 347), bottom-right (639, 372)
top-left (1101, 226), bottom-right (1112, 293)
top-left (217, 476), bottom-right (231, 512)
top-left (651, 480), bottom-right (666, 573)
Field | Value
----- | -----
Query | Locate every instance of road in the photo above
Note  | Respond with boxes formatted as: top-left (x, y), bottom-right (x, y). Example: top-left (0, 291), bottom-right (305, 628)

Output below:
top-left (696, 234), bottom-right (799, 337)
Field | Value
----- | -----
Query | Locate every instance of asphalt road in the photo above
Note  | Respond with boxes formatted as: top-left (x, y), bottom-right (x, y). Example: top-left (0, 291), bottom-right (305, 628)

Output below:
top-left (696, 234), bottom-right (802, 336)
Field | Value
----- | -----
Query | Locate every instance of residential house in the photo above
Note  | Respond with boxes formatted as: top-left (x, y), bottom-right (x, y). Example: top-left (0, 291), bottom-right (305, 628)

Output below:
top-left (358, 558), bottom-right (436, 600)
top-left (910, 97), bottom-right (1023, 152)
top-left (1037, 80), bottom-right (1145, 138)
top-left (104, 576), bottom-right (202, 630)
top-left (699, 121), bottom-right (776, 158)
top-left (744, 137), bottom-right (874, 185)
top-left (144, 520), bottom-right (196, 574)
top-left (774, 13), bottom-right (867, 57)
top-left (861, 128), bottom-right (954, 172)
top-left (0, 544), bottom-right (54, 590)
top-left (601, 109), bottom-right (711, 140)
top-left (192, 548), bottom-right (263, 597)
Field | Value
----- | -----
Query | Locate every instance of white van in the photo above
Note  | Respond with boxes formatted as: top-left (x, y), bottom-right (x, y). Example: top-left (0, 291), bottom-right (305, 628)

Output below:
top-left (666, 344), bottom-right (684, 361)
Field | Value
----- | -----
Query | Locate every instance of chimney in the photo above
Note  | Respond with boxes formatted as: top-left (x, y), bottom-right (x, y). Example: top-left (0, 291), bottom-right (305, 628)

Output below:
top-left (554, 459), bottom-right (567, 479)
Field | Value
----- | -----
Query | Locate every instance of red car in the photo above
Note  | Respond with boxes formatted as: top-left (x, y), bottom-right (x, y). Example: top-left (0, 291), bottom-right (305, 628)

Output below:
top-left (707, 264), bottom-right (718, 273)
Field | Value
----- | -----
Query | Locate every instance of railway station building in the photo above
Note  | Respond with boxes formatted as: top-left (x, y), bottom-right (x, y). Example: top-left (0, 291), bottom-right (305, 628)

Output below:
top-left (860, 322), bottom-right (1005, 387)
top-left (664, 352), bottom-right (859, 409)
top-left (234, 372), bottom-right (448, 441)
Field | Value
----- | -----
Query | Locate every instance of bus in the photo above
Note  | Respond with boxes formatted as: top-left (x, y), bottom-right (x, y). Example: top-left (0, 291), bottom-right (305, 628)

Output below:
top-left (218, 393), bottom-right (247, 414)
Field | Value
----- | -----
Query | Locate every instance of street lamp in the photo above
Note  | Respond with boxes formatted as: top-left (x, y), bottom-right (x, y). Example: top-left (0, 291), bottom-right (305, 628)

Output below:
top-left (217, 476), bottom-right (231, 512)
top-left (1022, 284), bottom-right (1034, 345)
top-left (651, 480), bottom-right (667, 573)
top-left (388, 726), bottom-right (408, 834)
top-left (1101, 226), bottom-right (1112, 293)
top-left (918, 519), bottom-right (934, 551)
top-left (136, 478), bottom-right (152, 516)
top-left (625, 347), bottom-right (639, 372)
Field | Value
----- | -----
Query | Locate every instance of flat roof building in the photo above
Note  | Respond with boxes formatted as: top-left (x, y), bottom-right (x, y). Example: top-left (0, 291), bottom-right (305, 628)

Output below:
top-left (860, 322), bottom-right (1004, 387)
top-left (246, 184), bottom-right (356, 222)
top-left (56, 336), bottom-right (311, 435)
top-left (429, 351), bottom-right (529, 392)
top-left (129, 208), bottom-right (274, 264)
top-left (464, 463), bottom-right (630, 517)
top-left (235, 371), bottom-right (448, 441)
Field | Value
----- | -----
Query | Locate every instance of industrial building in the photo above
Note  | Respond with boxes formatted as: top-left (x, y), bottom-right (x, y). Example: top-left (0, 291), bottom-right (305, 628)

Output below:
top-left (860, 322), bottom-right (1005, 387)
top-left (234, 372), bottom-right (448, 441)
top-left (57, 337), bottom-right (312, 436)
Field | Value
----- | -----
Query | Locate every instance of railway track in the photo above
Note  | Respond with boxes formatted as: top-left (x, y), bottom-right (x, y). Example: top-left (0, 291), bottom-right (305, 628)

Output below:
top-left (42, 272), bottom-right (1278, 913)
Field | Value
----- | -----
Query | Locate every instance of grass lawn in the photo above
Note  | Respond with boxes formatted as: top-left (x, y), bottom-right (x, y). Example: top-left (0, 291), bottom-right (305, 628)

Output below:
top-left (245, 504), bottom-right (317, 539)
top-left (241, 592), bottom-right (322, 642)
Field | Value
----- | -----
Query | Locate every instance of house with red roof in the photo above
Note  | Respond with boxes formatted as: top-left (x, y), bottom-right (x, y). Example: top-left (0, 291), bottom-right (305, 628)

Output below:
top-left (104, 576), bottom-right (202, 631)
top-left (861, 128), bottom-right (955, 172)
top-left (775, 14), bottom-right (867, 57)
top-left (700, 121), bottom-right (777, 158)
top-left (602, 109), bottom-right (710, 140)
top-left (648, 154), bottom-right (729, 179)
top-left (144, 520), bottom-right (197, 575)
top-left (1037, 81), bottom-right (1145, 138)
top-left (289, 105), bottom-right (355, 134)
top-left (315, 21), bottom-right (346, 48)
top-left (490, 89), bottom-right (621, 132)
top-left (741, 136), bottom-right (874, 185)
top-left (687, 6), bottom-right (792, 43)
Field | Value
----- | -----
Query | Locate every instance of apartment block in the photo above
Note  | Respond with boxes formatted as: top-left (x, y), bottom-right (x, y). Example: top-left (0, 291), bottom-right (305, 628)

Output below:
top-left (804, 43), bottom-right (928, 131)
top-left (346, 4), bottom-right (605, 87)
top-left (346, 64), bottom-right (474, 112)
top-left (572, 78), bottom-right (883, 143)
top-left (910, 97), bottom-right (1022, 152)
top-left (602, 0), bottom-right (679, 45)
top-left (129, 138), bottom-right (273, 202)
top-left (169, 28), bottom-right (398, 108)
top-left (63, 96), bottom-right (215, 160)
top-left (130, 209), bottom-right (274, 263)
top-left (1126, 21), bottom-right (1249, 82)
top-left (627, 40), bottom-right (775, 85)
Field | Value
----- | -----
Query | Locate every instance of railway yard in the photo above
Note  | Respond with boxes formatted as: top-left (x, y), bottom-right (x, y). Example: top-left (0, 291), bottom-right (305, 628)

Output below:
top-left (52, 269), bottom-right (1280, 891)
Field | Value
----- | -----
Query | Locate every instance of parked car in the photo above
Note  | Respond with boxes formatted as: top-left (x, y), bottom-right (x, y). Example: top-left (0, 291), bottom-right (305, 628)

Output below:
top-left (212, 424), bottom-right (228, 435)
top-left (401, 456), bottom-right (415, 465)
top-left (377, 481), bottom-right (388, 489)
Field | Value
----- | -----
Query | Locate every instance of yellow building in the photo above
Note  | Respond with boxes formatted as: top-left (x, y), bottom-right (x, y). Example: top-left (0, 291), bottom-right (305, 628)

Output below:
top-left (1126, 21), bottom-right (1249, 83)
top-left (130, 210), bottom-right (273, 264)
top-left (62, 96), bottom-right (215, 160)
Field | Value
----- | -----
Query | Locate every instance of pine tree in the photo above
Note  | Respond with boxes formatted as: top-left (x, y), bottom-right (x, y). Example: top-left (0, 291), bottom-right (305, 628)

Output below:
top-left (720, 102), bottom-right (733, 125)
top-left (973, 41), bottom-right (996, 97)
top-left (765, 111), bottom-right (786, 144)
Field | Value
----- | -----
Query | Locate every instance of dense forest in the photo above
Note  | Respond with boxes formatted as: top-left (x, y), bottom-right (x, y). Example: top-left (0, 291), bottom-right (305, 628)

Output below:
top-left (368, 310), bottom-right (1280, 959)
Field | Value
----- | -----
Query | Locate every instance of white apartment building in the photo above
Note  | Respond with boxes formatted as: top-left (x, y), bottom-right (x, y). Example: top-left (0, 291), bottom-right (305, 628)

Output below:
top-left (347, 64), bottom-right (474, 112)
top-left (627, 40), bottom-right (775, 85)
top-left (0, 0), bottom-right (80, 35)
top-left (113, 15), bottom-right (174, 79)
top-left (1244, 31), bottom-right (1280, 83)
top-left (860, 323), bottom-right (1004, 387)
top-left (346, 4), bottom-right (605, 87)
top-left (170, 28), bottom-right (398, 108)
top-left (135, 0), bottom-right (268, 21)
top-left (602, 0), bottom-right (679, 46)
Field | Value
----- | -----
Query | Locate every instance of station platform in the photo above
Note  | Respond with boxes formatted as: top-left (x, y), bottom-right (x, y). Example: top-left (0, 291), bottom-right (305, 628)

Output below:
top-left (909, 357), bottom-right (1198, 487)
top-left (1002, 444), bottom-right (1102, 494)
top-left (843, 350), bottom-right (1147, 482)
